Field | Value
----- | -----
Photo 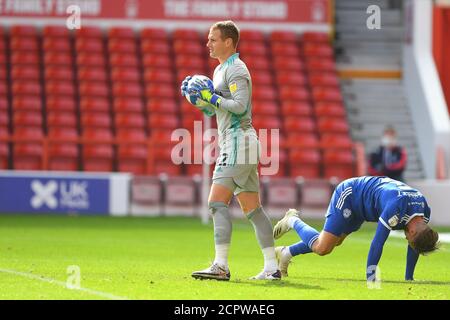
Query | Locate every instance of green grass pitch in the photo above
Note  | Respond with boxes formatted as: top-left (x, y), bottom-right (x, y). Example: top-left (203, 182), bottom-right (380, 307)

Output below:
top-left (0, 215), bottom-right (449, 300)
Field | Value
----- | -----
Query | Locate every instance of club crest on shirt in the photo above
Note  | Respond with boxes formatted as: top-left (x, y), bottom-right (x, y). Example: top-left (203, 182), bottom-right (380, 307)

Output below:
top-left (343, 208), bottom-right (351, 218)
top-left (388, 215), bottom-right (399, 227)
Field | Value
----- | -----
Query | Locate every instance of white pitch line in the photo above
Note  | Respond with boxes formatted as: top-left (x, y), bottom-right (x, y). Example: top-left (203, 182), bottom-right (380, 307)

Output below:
top-left (0, 268), bottom-right (128, 300)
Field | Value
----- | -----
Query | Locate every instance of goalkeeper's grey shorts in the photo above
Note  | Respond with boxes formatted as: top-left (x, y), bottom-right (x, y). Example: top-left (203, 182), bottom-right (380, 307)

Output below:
top-left (212, 133), bottom-right (260, 195)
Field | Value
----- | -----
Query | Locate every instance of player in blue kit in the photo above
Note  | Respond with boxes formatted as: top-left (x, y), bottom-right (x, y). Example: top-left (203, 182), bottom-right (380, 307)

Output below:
top-left (273, 176), bottom-right (439, 281)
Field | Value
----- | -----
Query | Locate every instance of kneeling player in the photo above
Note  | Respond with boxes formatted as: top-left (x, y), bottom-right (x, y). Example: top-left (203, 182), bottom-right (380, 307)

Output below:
top-left (273, 176), bottom-right (439, 281)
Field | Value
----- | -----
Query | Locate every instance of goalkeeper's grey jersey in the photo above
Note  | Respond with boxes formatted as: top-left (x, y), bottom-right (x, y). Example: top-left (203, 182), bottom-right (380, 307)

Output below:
top-left (211, 53), bottom-right (257, 149)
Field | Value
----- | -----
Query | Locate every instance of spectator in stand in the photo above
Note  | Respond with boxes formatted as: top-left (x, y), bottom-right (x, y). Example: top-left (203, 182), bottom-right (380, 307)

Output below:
top-left (368, 126), bottom-right (407, 182)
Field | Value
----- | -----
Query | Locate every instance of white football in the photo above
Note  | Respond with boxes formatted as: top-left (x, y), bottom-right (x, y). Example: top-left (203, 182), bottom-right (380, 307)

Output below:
top-left (184, 75), bottom-right (215, 109)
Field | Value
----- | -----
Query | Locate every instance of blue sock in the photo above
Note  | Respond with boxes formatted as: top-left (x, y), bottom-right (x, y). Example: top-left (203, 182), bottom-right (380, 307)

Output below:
top-left (289, 241), bottom-right (312, 256)
top-left (292, 219), bottom-right (319, 250)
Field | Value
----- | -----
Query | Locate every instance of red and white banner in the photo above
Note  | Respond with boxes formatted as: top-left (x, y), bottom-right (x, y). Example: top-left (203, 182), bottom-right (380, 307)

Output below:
top-left (0, 0), bottom-right (331, 23)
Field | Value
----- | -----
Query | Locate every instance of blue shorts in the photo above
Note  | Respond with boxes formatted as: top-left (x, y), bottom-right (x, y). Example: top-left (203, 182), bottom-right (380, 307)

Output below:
top-left (323, 181), bottom-right (364, 237)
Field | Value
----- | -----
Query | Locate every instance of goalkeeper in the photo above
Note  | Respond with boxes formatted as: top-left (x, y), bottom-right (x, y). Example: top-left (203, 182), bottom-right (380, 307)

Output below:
top-left (180, 21), bottom-right (281, 281)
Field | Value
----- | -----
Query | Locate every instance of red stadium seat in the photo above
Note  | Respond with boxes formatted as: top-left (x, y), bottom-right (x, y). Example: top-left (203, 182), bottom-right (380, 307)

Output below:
top-left (147, 99), bottom-right (178, 114)
top-left (113, 98), bottom-right (143, 113)
top-left (0, 67), bottom-right (5, 80)
top-left (47, 112), bottom-right (77, 128)
top-left (176, 69), bottom-right (208, 83)
top-left (0, 53), bottom-right (5, 64)
top-left (82, 144), bottom-right (114, 172)
top-left (46, 81), bottom-right (75, 96)
top-left (117, 144), bottom-right (148, 174)
top-left (271, 42), bottom-right (300, 57)
top-left (79, 82), bottom-right (109, 97)
top-left (46, 97), bottom-right (76, 112)
top-left (145, 84), bottom-right (175, 99)
top-left (252, 86), bottom-right (277, 101)
top-left (0, 81), bottom-right (6, 95)
top-left (48, 143), bottom-right (79, 171)
top-left (0, 97), bottom-right (8, 110)
top-left (150, 130), bottom-right (178, 145)
top-left (141, 28), bottom-right (168, 40)
top-left (323, 150), bottom-right (355, 180)
top-left (312, 87), bottom-right (343, 102)
top-left (76, 53), bottom-right (106, 67)
top-left (302, 32), bottom-right (330, 43)
top-left (252, 116), bottom-right (282, 131)
top-left (75, 38), bottom-right (104, 52)
top-left (10, 38), bottom-right (38, 51)
top-left (238, 42), bottom-right (268, 56)
top-left (144, 68), bottom-right (174, 83)
top-left (12, 96), bottom-right (42, 111)
top-left (115, 113), bottom-right (145, 128)
top-left (251, 71), bottom-right (273, 86)
top-left (43, 26), bottom-right (70, 38)
top-left (11, 25), bottom-right (37, 37)
top-left (173, 40), bottom-right (204, 55)
top-left (81, 112), bottom-right (112, 128)
top-left (240, 30), bottom-right (264, 41)
top-left (116, 128), bottom-right (147, 142)
top-left (109, 27), bottom-right (135, 39)
top-left (109, 53), bottom-right (139, 67)
top-left (47, 127), bottom-right (78, 140)
top-left (279, 86), bottom-right (310, 101)
top-left (252, 102), bottom-right (278, 116)
top-left (77, 67), bottom-right (107, 82)
top-left (74, 26), bottom-right (103, 39)
top-left (80, 97), bottom-right (110, 112)
top-left (13, 127), bottom-right (44, 139)
top-left (276, 72), bottom-right (307, 85)
top-left (309, 72), bottom-right (339, 87)
top-left (45, 66), bottom-right (74, 81)
top-left (81, 128), bottom-right (113, 142)
top-left (315, 103), bottom-right (346, 118)
top-left (12, 81), bottom-right (41, 95)
top-left (141, 40), bottom-right (170, 54)
top-left (111, 67), bottom-right (140, 82)
top-left (270, 31), bottom-right (297, 43)
top-left (0, 143), bottom-right (9, 169)
top-left (142, 54), bottom-right (171, 68)
top-left (175, 55), bottom-right (205, 69)
top-left (281, 101), bottom-right (313, 117)
top-left (108, 39), bottom-right (137, 54)
top-left (154, 162), bottom-right (182, 176)
top-left (13, 111), bottom-right (42, 127)
top-left (11, 52), bottom-right (40, 65)
top-left (11, 66), bottom-right (40, 80)
top-left (244, 56), bottom-right (270, 70)
top-left (148, 114), bottom-right (179, 129)
top-left (286, 133), bottom-right (319, 148)
top-left (44, 52), bottom-right (73, 65)
top-left (320, 134), bottom-right (353, 149)
top-left (173, 29), bottom-right (200, 41)
top-left (306, 58), bottom-right (336, 72)
top-left (284, 117), bottom-right (316, 132)
top-left (303, 43), bottom-right (334, 57)
top-left (0, 111), bottom-right (8, 126)
top-left (43, 38), bottom-right (71, 52)
top-left (289, 149), bottom-right (321, 178)
top-left (112, 82), bottom-right (142, 97)
top-left (318, 118), bottom-right (349, 134)
top-left (13, 143), bottom-right (43, 170)
top-left (273, 58), bottom-right (304, 71)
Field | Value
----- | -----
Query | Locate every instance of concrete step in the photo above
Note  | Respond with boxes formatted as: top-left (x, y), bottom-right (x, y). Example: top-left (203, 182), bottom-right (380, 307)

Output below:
top-left (337, 54), bottom-right (402, 67)
top-left (340, 78), bottom-right (403, 86)
top-left (342, 85), bottom-right (405, 96)
top-left (335, 29), bottom-right (404, 41)
top-left (348, 113), bottom-right (411, 123)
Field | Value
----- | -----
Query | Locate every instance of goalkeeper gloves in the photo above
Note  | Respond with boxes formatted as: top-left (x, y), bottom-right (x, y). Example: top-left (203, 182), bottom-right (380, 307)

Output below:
top-left (180, 75), bottom-right (192, 97)
top-left (190, 78), bottom-right (222, 108)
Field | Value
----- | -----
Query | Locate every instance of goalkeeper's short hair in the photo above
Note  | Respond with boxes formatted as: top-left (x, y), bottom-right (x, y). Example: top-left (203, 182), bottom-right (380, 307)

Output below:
top-left (212, 20), bottom-right (240, 49)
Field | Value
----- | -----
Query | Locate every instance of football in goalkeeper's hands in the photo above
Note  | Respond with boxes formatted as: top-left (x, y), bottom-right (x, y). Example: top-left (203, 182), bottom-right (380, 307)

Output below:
top-left (184, 75), bottom-right (215, 109)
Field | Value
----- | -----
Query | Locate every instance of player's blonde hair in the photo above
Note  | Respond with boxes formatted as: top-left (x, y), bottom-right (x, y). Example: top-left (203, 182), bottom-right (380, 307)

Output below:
top-left (211, 20), bottom-right (240, 48)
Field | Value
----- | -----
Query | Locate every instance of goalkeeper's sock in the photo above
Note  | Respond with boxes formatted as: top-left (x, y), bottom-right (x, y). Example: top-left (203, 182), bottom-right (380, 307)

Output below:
top-left (209, 202), bottom-right (232, 268)
top-left (247, 207), bottom-right (278, 272)
top-left (289, 241), bottom-right (312, 256)
top-left (289, 217), bottom-right (320, 250)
